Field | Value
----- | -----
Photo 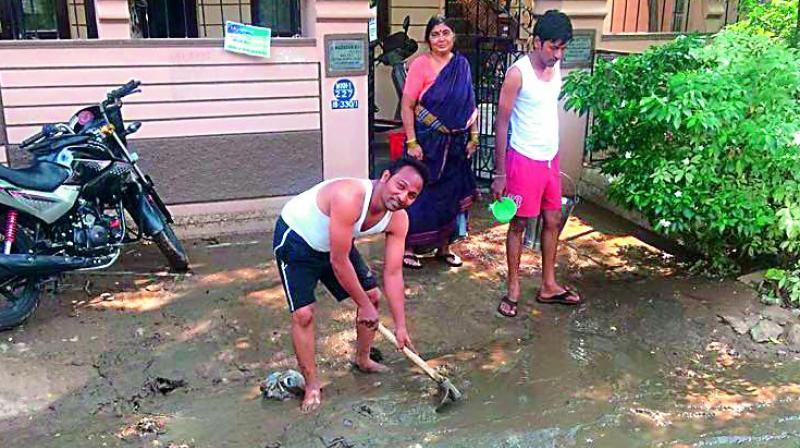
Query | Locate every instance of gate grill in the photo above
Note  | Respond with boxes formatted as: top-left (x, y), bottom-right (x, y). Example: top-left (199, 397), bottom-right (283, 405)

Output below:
top-left (469, 37), bottom-right (524, 182)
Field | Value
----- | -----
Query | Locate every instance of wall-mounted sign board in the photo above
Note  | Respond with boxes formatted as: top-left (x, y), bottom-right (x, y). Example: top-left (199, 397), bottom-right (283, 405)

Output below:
top-left (325, 34), bottom-right (369, 77)
top-left (562, 29), bottom-right (596, 69)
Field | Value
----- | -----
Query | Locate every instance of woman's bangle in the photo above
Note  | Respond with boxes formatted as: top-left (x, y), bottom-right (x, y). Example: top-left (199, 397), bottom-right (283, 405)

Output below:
top-left (406, 139), bottom-right (419, 149)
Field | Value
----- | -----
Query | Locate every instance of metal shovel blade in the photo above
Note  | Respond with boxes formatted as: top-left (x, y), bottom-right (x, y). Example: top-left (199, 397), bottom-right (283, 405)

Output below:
top-left (434, 377), bottom-right (462, 412)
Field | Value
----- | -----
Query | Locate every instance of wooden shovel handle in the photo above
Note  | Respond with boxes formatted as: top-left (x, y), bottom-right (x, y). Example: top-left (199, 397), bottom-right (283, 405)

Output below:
top-left (377, 323), bottom-right (444, 382)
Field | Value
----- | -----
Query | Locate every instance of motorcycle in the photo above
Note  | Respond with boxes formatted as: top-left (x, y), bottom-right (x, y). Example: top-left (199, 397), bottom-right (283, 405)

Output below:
top-left (0, 80), bottom-right (189, 330)
top-left (373, 15), bottom-right (418, 132)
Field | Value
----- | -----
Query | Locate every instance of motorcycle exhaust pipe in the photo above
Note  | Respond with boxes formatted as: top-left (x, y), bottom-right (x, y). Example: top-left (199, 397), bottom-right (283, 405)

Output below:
top-left (0, 253), bottom-right (117, 278)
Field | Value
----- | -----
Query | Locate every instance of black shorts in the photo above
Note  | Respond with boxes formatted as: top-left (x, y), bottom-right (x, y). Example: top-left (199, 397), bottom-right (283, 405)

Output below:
top-left (272, 217), bottom-right (378, 312)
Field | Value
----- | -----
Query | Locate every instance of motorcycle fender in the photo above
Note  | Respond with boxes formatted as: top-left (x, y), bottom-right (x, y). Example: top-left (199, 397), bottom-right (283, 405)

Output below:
top-left (125, 189), bottom-right (165, 236)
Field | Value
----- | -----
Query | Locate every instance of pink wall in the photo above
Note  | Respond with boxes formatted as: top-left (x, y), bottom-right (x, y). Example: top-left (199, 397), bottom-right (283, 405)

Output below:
top-left (94, 0), bottom-right (132, 39)
top-left (312, 0), bottom-right (373, 179)
top-left (0, 0), bottom-right (375, 184)
top-left (0, 0), bottom-right (379, 227)
top-left (0, 40), bottom-right (321, 144)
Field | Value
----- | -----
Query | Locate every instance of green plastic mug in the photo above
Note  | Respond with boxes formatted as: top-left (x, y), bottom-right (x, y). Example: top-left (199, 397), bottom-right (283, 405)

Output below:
top-left (489, 197), bottom-right (518, 223)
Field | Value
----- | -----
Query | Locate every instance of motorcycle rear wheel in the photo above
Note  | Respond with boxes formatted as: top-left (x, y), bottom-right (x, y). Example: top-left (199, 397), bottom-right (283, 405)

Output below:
top-left (0, 276), bottom-right (42, 331)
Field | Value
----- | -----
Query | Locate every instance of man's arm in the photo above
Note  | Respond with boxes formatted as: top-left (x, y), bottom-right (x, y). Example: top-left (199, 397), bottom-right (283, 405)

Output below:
top-left (491, 67), bottom-right (522, 198)
top-left (383, 210), bottom-right (415, 350)
top-left (329, 185), bottom-right (375, 315)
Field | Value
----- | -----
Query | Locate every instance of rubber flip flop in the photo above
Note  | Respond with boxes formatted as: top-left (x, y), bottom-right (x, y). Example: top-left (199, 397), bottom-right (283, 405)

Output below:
top-left (496, 295), bottom-right (519, 318)
top-left (536, 288), bottom-right (581, 306)
top-left (437, 252), bottom-right (463, 267)
top-left (403, 254), bottom-right (423, 270)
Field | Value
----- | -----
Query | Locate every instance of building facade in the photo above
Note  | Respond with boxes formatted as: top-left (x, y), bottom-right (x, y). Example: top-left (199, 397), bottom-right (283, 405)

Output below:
top-left (0, 0), bottom-right (372, 229)
top-left (0, 0), bottom-right (737, 229)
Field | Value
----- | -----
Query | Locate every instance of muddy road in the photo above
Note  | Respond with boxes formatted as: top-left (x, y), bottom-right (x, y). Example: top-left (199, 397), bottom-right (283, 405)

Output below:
top-left (1, 205), bottom-right (800, 447)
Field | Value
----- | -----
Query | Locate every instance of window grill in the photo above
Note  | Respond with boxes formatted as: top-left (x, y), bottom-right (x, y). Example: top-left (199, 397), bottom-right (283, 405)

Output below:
top-left (0, 0), bottom-right (97, 40)
top-left (609, 0), bottom-right (738, 33)
top-left (130, 0), bottom-right (301, 39)
top-left (67, 0), bottom-right (97, 38)
top-left (130, 0), bottom-right (199, 38)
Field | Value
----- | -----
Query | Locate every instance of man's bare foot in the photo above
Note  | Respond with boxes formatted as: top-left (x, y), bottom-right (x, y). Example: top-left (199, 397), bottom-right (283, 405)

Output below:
top-left (300, 384), bottom-right (322, 413)
top-left (354, 358), bottom-right (389, 373)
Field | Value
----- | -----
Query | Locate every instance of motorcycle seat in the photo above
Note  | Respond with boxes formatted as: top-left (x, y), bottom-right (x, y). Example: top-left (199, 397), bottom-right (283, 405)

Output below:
top-left (25, 134), bottom-right (91, 155)
top-left (0, 161), bottom-right (70, 192)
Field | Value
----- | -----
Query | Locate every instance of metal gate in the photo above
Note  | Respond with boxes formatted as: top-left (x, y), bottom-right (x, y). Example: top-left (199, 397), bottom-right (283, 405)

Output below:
top-left (469, 37), bottom-right (525, 182)
top-left (470, 45), bottom-right (637, 178)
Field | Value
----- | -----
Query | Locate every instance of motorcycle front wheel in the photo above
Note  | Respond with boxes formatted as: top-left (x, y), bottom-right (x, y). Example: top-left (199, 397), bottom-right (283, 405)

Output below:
top-left (153, 223), bottom-right (189, 272)
top-left (143, 194), bottom-right (190, 273)
top-left (0, 276), bottom-right (42, 331)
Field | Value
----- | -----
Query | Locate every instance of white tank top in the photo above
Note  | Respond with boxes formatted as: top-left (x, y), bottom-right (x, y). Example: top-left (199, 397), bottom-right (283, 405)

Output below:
top-left (508, 56), bottom-right (561, 161)
top-left (280, 178), bottom-right (393, 252)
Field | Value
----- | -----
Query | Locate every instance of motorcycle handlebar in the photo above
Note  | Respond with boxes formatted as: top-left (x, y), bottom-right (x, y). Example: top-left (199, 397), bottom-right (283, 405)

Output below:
top-left (21, 131), bottom-right (43, 147)
top-left (21, 82), bottom-right (140, 148)
top-left (107, 80), bottom-right (141, 101)
top-left (20, 124), bottom-right (58, 147)
top-left (21, 132), bottom-right (44, 146)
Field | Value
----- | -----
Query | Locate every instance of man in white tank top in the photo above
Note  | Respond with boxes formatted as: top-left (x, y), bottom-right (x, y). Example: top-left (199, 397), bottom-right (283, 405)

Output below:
top-left (491, 10), bottom-right (581, 318)
top-left (272, 158), bottom-right (428, 412)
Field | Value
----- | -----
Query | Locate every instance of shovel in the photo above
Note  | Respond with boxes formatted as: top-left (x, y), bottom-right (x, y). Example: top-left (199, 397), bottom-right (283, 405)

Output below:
top-left (376, 323), bottom-right (462, 411)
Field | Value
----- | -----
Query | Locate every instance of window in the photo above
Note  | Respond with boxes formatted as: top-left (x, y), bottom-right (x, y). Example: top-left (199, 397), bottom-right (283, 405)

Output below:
top-left (253, 0), bottom-right (300, 38)
top-left (0, 0), bottom-right (97, 40)
top-left (608, 0), bottom-right (738, 33)
top-left (129, 0), bottom-right (302, 39)
top-left (130, 0), bottom-right (199, 38)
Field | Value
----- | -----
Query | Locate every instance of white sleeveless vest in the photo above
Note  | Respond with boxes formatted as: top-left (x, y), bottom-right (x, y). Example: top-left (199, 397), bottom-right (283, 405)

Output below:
top-left (280, 178), bottom-right (393, 252)
top-left (508, 56), bottom-right (561, 161)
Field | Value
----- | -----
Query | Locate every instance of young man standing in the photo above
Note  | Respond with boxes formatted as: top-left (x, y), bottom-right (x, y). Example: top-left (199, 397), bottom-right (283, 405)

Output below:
top-left (491, 10), bottom-right (581, 318)
top-left (272, 159), bottom-right (428, 411)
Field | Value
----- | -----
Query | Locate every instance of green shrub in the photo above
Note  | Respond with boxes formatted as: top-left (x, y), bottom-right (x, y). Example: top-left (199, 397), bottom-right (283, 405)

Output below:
top-left (731, 0), bottom-right (799, 45)
top-left (562, 30), bottom-right (800, 278)
top-left (762, 265), bottom-right (800, 306)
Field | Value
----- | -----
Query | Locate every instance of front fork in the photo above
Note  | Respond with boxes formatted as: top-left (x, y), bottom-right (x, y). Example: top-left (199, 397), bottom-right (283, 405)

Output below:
top-left (123, 182), bottom-right (169, 237)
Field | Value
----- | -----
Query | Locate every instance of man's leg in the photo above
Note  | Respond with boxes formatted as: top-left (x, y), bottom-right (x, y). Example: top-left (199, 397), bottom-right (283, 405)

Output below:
top-left (536, 154), bottom-right (580, 304)
top-left (500, 148), bottom-right (546, 316)
top-left (538, 209), bottom-right (580, 304)
top-left (354, 288), bottom-right (388, 373)
top-left (499, 216), bottom-right (527, 316)
top-left (320, 247), bottom-right (387, 372)
top-left (291, 304), bottom-right (322, 412)
top-left (540, 210), bottom-right (562, 294)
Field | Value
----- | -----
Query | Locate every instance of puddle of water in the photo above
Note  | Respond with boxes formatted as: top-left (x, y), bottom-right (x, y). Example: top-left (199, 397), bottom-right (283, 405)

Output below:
top-left (261, 318), bottom-right (800, 448)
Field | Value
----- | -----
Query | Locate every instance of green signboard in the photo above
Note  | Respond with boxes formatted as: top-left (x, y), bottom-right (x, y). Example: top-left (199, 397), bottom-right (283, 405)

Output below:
top-left (224, 21), bottom-right (271, 59)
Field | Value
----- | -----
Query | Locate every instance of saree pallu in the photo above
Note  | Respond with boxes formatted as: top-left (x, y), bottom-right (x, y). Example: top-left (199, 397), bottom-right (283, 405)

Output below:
top-left (405, 54), bottom-right (479, 249)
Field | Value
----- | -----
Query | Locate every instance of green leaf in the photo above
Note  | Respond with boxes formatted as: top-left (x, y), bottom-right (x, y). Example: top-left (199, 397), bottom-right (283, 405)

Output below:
top-left (765, 268), bottom-right (787, 281)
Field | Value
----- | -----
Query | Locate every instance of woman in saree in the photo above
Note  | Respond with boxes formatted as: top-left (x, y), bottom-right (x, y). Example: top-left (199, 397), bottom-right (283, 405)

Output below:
top-left (400, 15), bottom-right (479, 270)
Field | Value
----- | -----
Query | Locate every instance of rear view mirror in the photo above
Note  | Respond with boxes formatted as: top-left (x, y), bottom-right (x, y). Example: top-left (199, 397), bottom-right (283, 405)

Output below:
top-left (402, 16), bottom-right (410, 33)
top-left (126, 122), bottom-right (142, 135)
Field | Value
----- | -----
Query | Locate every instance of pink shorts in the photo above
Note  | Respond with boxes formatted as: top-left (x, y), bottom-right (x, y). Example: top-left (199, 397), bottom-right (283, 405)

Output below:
top-left (505, 148), bottom-right (561, 218)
